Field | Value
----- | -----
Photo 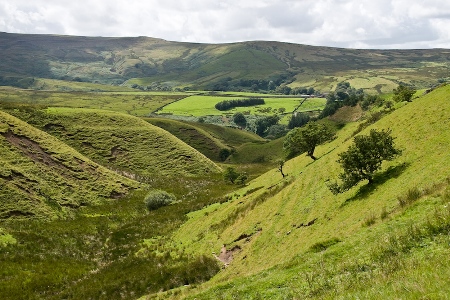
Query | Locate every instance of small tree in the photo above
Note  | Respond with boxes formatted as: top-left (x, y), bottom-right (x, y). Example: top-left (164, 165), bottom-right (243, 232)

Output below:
top-left (329, 129), bottom-right (402, 194)
top-left (288, 112), bottom-right (310, 129)
top-left (144, 190), bottom-right (177, 211)
top-left (223, 167), bottom-right (239, 184)
top-left (283, 122), bottom-right (335, 160)
top-left (219, 148), bottom-right (231, 162)
top-left (277, 159), bottom-right (286, 178)
top-left (393, 84), bottom-right (415, 102)
top-left (255, 115), bottom-right (280, 137)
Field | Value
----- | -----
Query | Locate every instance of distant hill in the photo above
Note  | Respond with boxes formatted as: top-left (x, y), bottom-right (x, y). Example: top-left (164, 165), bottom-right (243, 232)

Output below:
top-left (1, 32), bottom-right (449, 93)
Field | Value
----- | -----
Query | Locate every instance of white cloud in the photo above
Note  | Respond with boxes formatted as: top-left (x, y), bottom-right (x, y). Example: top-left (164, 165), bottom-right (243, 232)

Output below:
top-left (0, 0), bottom-right (449, 48)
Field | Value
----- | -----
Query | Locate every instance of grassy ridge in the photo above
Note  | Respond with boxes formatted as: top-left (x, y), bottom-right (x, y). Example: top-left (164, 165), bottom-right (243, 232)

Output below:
top-left (145, 117), bottom-right (267, 162)
top-left (0, 110), bottom-right (138, 219)
top-left (159, 84), bottom-right (450, 298)
top-left (6, 107), bottom-right (221, 178)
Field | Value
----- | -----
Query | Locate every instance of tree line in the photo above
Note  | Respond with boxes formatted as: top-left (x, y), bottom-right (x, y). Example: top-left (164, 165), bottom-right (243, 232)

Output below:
top-left (215, 98), bottom-right (265, 111)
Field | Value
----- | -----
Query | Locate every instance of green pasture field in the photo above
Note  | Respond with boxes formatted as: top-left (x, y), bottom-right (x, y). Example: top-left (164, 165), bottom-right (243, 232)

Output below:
top-left (0, 88), bottom-right (186, 116)
top-left (157, 95), bottom-right (326, 117)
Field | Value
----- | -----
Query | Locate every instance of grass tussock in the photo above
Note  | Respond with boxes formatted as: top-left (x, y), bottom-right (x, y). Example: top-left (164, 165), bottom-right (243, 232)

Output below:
top-left (309, 237), bottom-right (341, 253)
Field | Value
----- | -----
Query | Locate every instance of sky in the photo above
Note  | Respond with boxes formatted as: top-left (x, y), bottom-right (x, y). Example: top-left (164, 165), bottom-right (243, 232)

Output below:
top-left (0, 0), bottom-right (449, 49)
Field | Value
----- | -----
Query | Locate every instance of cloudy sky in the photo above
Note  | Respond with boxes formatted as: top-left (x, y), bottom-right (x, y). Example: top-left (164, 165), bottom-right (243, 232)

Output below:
top-left (1, 0), bottom-right (449, 49)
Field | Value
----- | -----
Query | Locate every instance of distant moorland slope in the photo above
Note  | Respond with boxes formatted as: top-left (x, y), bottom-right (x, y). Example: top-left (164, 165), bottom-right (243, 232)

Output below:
top-left (1, 32), bottom-right (449, 93)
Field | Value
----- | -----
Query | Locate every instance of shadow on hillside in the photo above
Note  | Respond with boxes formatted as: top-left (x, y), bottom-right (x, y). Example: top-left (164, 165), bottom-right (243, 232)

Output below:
top-left (342, 162), bottom-right (410, 206)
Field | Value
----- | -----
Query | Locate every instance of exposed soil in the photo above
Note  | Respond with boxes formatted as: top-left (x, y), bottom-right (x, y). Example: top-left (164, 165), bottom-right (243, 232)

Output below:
top-left (3, 130), bottom-right (60, 168)
top-left (328, 104), bottom-right (363, 122)
top-left (214, 244), bottom-right (241, 265)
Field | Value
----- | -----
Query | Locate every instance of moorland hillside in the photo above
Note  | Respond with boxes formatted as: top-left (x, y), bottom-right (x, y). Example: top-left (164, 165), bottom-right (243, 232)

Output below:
top-left (1, 32), bottom-right (449, 93)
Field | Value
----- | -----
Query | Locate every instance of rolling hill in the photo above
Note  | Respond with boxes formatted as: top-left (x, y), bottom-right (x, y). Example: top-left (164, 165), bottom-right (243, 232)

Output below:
top-left (155, 84), bottom-right (450, 299)
top-left (3, 107), bottom-right (221, 178)
top-left (0, 110), bottom-right (138, 219)
top-left (1, 32), bottom-right (449, 93)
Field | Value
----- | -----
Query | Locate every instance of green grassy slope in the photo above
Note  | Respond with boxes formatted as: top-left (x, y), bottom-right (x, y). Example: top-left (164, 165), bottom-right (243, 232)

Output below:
top-left (7, 107), bottom-right (221, 178)
top-left (158, 84), bottom-right (450, 298)
top-left (0, 110), bottom-right (138, 219)
top-left (145, 117), bottom-right (266, 161)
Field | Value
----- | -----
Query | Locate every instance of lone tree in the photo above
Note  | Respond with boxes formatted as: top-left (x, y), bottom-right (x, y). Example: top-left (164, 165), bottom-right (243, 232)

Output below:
top-left (223, 167), bottom-right (248, 185)
top-left (277, 159), bottom-right (286, 178)
top-left (223, 167), bottom-right (239, 184)
top-left (329, 129), bottom-right (402, 194)
top-left (283, 122), bottom-right (335, 160)
top-left (393, 84), bottom-right (415, 102)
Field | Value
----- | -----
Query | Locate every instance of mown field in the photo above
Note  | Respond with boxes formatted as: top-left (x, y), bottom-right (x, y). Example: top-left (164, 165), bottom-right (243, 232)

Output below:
top-left (157, 95), bottom-right (326, 117)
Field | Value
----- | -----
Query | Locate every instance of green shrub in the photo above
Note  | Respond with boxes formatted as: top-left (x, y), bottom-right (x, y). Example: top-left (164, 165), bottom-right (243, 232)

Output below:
top-left (144, 190), bottom-right (177, 211)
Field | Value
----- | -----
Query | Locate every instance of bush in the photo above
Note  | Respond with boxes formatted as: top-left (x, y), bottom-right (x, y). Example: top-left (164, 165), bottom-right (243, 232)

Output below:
top-left (144, 190), bottom-right (177, 211)
top-left (393, 84), bottom-right (415, 102)
top-left (219, 148), bottom-right (231, 162)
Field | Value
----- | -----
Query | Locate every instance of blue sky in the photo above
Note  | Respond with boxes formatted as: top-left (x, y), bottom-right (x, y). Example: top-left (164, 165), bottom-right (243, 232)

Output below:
top-left (0, 0), bottom-right (449, 49)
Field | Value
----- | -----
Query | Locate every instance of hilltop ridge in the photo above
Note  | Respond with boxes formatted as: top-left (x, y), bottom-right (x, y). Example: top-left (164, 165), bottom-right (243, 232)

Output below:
top-left (1, 32), bottom-right (449, 93)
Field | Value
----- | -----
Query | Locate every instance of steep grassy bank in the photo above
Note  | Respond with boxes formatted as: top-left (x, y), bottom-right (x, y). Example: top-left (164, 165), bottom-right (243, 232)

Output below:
top-left (0, 110), bottom-right (138, 219)
top-left (154, 84), bottom-right (450, 298)
top-left (4, 107), bottom-right (221, 178)
top-left (0, 108), bottom-right (233, 299)
top-left (145, 117), bottom-right (266, 162)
